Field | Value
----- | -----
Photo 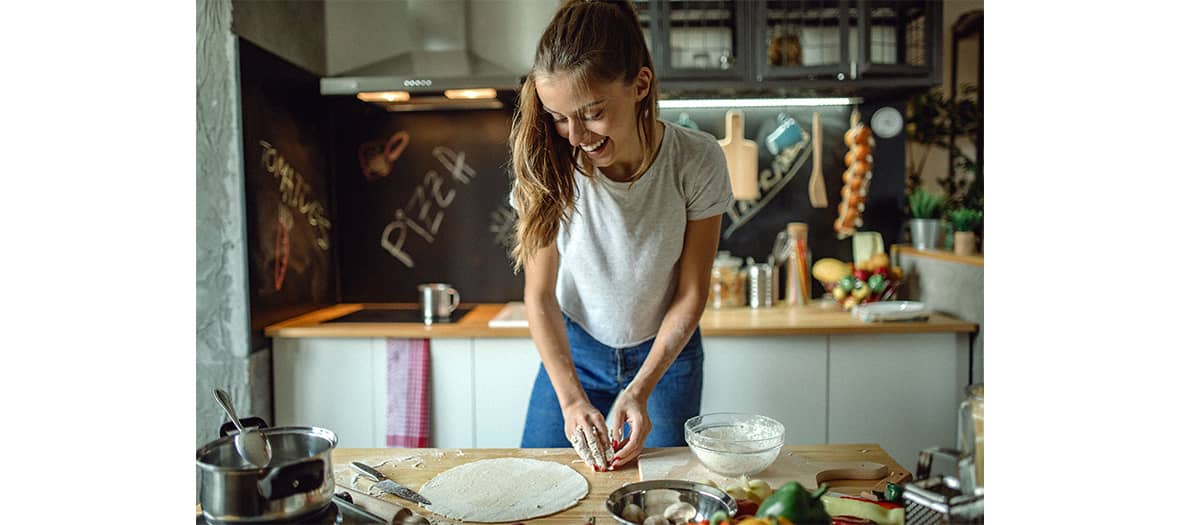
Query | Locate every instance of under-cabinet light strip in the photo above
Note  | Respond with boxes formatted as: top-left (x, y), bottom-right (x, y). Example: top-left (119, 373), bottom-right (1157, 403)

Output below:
top-left (658, 97), bottom-right (862, 109)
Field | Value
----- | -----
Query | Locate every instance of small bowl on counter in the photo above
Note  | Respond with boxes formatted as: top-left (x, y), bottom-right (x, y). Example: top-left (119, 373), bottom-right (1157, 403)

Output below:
top-left (605, 480), bottom-right (737, 525)
top-left (685, 413), bottom-right (785, 478)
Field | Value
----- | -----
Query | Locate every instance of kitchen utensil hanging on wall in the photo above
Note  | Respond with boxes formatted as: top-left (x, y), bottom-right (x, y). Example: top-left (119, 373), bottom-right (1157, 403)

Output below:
top-left (718, 110), bottom-right (759, 200)
top-left (808, 112), bottom-right (828, 208)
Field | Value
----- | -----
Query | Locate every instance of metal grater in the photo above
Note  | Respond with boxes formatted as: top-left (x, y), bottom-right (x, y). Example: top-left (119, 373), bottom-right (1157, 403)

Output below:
top-left (904, 499), bottom-right (945, 525)
top-left (900, 448), bottom-right (984, 524)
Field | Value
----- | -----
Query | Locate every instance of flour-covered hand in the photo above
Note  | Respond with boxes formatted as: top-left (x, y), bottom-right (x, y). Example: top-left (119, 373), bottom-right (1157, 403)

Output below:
top-left (562, 401), bottom-right (610, 471)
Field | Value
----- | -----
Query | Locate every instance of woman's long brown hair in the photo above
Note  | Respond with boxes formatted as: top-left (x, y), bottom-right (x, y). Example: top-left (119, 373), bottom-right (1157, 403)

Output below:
top-left (509, 0), bottom-right (659, 272)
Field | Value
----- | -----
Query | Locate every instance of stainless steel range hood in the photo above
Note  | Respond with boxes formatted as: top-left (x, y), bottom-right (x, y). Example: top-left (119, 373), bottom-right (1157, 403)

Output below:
top-left (321, 0), bottom-right (555, 109)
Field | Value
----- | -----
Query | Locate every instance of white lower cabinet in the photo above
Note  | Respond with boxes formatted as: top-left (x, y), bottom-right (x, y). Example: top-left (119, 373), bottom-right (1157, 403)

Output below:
top-left (701, 336), bottom-right (828, 446)
top-left (471, 338), bottom-right (541, 447)
top-left (272, 337), bottom-right (386, 448)
top-left (827, 333), bottom-right (966, 469)
top-left (273, 332), bottom-right (971, 458)
top-left (429, 338), bottom-right (475, 448)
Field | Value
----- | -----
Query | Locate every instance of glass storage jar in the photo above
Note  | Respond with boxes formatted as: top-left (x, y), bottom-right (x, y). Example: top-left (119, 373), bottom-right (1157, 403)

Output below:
top-left (709, 252), bottom-right (745, 308)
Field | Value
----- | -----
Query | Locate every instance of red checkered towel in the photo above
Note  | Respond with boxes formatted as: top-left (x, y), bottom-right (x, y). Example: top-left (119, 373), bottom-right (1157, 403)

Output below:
top-left (385, 338), bottom-right (430, 447)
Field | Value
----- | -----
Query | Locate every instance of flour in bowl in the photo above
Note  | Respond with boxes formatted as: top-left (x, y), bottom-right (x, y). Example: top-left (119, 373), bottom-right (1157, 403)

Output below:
top-left (689, 422), bottom-right (783, 477)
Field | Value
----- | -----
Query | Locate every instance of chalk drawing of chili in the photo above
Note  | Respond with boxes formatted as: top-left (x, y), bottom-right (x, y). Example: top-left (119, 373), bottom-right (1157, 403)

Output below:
top-left (274, 206), bottom-right (293, 291)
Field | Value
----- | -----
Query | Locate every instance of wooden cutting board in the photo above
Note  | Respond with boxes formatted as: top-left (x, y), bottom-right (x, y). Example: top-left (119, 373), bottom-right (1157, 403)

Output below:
top-left (718, 110), bottom-right (759, 200)
top-left (638, 445), bottom-right (909, 491)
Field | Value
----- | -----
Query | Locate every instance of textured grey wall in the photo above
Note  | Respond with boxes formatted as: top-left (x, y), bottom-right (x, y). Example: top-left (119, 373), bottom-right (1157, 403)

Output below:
top-left (232, 0), bottom-right (326, 75)
top-left (196, 0), bottom-right (270, 457)
top-left (898, 253), bottom-right (984, 386)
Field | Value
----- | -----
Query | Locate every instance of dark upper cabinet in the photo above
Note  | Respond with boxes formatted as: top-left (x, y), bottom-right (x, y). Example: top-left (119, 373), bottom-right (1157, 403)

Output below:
top-left (638, 0), bottom-right (942, 91)
top-left (638, 0), bottom-right (751, 81)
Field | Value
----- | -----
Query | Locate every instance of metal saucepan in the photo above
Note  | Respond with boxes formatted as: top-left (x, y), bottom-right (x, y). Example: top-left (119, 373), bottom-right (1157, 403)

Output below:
top-left (196, 424), bottom-right (337, 523)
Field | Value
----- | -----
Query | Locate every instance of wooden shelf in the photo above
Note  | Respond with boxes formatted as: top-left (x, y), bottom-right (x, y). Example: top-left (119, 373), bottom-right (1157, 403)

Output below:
top-left (896, 245), bottom-right (984, 267)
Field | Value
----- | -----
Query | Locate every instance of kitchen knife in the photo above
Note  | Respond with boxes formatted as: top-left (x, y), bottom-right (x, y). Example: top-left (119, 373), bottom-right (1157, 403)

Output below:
top-left (350, 461), bottom-right (432, 506)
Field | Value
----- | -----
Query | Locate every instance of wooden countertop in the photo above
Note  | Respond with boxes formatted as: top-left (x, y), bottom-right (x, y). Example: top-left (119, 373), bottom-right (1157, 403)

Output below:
top-left (265, 302), bottom-right (977, 338)
top-left (332, 445), bottom-right (909, 524)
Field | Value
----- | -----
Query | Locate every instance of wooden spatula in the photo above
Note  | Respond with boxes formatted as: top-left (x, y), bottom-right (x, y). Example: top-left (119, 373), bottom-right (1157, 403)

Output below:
top-left (808, 112), bottom-right (828, 208)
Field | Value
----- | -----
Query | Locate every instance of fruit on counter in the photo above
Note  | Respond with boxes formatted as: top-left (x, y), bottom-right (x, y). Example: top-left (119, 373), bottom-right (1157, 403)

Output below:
top-left (850, 283), bottom-right (871, 300)
top-left (756, 482), bottom-right (832, 524)
top-left (854, 252), bottom-right (891, 272)
top-left (831, 286), bottom-right (847, 301)
top-left (867, 274), bottom-right (886, 293)
top-left (822, 256), bottom-right (903, 310)
top-left (812, 258), bottom-right (852, 284)
top-left (746, 479), bottom-right (773, 503)
top-left (837, 275), bottom-right (857, 293)
top-left (725, 475), bottom-right (773, 505)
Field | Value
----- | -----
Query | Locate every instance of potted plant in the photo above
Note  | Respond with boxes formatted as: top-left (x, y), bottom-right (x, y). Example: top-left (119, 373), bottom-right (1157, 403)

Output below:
top-left (948, 208), bottom-right (983, 256)
top-left (907, 188), bottom-right (946, 251)
top-left (905, 84), bottom-right (982, 211)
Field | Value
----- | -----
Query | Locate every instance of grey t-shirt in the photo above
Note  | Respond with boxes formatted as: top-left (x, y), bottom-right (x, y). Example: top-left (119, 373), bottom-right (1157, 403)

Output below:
top-left (531, 121), bottom-right (733, 347)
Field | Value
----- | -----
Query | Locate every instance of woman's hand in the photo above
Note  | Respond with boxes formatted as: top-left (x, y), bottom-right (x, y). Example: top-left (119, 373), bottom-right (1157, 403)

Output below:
top-left (562, 399), bottom-right (613, 471)
top-left (608, 387), bottom-right (650, 468)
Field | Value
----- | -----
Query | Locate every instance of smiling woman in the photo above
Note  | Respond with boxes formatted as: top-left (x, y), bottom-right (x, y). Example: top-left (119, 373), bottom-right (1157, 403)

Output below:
top-left (508, 0), bottom-right (735, 475)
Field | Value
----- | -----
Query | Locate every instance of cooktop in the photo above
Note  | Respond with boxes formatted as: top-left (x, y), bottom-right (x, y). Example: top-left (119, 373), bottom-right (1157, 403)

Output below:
top-left (323, 308), bottom-right (472, 324)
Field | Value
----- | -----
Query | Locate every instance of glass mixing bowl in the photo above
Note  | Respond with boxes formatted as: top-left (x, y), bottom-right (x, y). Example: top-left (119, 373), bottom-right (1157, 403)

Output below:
top-left (685, 413), bottom-right (785, 478)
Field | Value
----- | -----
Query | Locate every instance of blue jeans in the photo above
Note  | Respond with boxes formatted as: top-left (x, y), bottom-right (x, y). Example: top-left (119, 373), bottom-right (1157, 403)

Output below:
top-left (521, 314), bottom-right (704, 448)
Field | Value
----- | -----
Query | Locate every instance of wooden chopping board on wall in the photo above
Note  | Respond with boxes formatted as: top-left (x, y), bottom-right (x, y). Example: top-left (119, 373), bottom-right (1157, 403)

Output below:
top-left (638, 445), bottom-right (910, 491)
top-left (718, 110), bottom-right (759, 200)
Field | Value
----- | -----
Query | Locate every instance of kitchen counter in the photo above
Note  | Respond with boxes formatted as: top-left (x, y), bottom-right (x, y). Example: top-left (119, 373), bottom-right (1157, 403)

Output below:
top-left (265, 302), bottom-right (977, 338)
top-left (331, 444), bottom-right (910, 524)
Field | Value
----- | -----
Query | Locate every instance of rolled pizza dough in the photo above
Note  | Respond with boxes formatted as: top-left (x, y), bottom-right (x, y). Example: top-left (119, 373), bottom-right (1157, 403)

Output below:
top-left (418, 457), bottom-right (589, 522)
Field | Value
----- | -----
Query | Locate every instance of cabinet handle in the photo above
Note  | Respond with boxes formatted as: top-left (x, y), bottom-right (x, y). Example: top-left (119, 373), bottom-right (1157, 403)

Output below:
top-left (851, 61), bottom-right (858, 80)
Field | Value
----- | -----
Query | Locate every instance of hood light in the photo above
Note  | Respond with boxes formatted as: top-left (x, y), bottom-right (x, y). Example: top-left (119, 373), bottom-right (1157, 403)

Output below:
top-left (444, 88), bottom-right (498, 100)
top-left (658, 97), bottom-right (863, 109)
top-left (357, 91), bottom-right (411, 103)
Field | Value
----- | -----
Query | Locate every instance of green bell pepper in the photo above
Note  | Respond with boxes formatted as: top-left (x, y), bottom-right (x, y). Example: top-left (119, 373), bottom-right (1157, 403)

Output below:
top-left (754, 482), bottom-right (832, 524)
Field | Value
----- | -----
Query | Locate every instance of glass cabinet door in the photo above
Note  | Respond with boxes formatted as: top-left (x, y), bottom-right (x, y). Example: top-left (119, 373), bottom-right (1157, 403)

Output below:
top-left (656, 0), bottom-right (746, 80)
top-left (633, 0), bottom-right (656, 61)
top-left (757, 0), bottom-right (857, 81)
top-left (856, 0), bottom-right (941, 79)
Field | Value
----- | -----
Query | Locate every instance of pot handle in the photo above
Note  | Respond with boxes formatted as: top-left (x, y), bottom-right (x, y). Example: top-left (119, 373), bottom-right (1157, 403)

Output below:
top-left (219, 417), bottom-right (270, 438)
top-left (258, 459), bottom-right (324, 500)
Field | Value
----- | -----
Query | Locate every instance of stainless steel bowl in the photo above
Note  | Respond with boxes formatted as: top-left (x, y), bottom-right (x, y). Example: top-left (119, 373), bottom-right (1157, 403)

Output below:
top-left (605, 480), bottom-right (737, 525)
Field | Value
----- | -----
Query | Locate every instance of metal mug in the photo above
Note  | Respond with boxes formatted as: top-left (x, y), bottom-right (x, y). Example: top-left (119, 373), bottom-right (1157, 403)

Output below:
top-left (765, 113), bottom-right (804, 155)
top-left (418, 283), bottom-right (460, 323)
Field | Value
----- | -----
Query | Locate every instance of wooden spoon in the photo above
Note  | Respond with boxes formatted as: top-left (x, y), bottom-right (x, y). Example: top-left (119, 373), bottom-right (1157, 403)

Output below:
top-left (809, 112), bottom-right (828, 207)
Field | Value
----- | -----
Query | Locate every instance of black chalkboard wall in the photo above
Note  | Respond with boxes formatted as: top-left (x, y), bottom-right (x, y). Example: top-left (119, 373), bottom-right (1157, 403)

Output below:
top-left (676, 100), bottom-right (908, 266)
top-left (238, 39), bottom-right (338, 340)
top-left (326, 96), bottom-right (906, 304)
top-left (329, 98), bottom-right (525, 303)
top-left (235, 37), bottom-right (910, 317)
